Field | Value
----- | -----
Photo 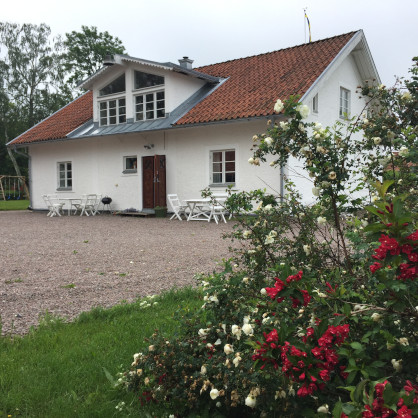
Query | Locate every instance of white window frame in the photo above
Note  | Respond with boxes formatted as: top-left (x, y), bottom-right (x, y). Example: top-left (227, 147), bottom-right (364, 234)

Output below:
top-left (339, 87), bottom-right (351, 119)
top-left (123, 156), bottom-right (137, 174)
top-left (312, 93), bottom-right (319, 114)
top-left (210, 149), bottom-right (236, 186)
top-left (134, 89), bottom-right (165, 122)
top-left (98, 96), bottom-right (126, 126)
top-left (57, 161), bottom-right (72, 190)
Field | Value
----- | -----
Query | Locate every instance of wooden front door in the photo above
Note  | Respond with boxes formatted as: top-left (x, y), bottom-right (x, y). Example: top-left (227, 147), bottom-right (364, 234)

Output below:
top-left (142, 155), bottom-right (166, 209)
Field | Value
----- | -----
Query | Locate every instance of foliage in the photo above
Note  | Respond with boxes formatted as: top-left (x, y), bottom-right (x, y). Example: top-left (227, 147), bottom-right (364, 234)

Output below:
top-left (119, 59), bottom-right (417, 417)
top-left (62, 25), bottom-right (126, 87)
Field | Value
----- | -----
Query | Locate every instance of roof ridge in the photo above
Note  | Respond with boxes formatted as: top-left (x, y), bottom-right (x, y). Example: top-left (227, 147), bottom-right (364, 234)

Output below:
top-left (196, 30), bottom-right (360, 70)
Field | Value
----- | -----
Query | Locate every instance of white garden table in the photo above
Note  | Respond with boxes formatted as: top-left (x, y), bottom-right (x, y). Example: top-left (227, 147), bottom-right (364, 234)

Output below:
top-left (185, 198), bottom-right (211, 221)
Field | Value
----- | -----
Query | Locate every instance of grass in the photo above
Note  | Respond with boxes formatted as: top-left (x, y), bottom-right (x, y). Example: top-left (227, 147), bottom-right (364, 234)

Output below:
top-left (0, 287), bottom-right (202, 418)
top-left (0, 200), bottom-right (30, 211)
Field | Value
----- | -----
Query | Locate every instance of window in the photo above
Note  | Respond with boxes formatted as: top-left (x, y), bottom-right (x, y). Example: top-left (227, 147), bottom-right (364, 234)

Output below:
top-left (312, 93), bottom-right (319, 114)
top-left (99, 98), bottom-right (126, 126)
top-left (210, 150), bottom-right (235, 185)
top-left (57, 162), bottom-right (72, 190)
top-left (134, 71), bottom-right (164, 89)
top-left (99, 74), bottom-right (126, 96)
top-left (135, 91), bottom-right (165, 121)
top-left (123, 156), bottom-right (137, 173)
top-left (339, 87), bottom-right (350, 118)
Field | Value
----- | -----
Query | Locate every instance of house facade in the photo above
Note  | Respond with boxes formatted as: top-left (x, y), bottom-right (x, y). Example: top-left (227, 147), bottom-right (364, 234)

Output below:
top-left (7, 30), bottom-right (380, 211)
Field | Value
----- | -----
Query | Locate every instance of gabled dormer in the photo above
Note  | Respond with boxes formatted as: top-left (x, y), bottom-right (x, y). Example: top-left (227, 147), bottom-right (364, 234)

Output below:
top-left (77, 55), bottom-right (222, 129)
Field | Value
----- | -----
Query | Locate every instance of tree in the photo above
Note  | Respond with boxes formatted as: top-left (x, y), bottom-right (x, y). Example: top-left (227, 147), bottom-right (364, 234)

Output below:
top-left (62, 25), bottom-right (126, 87)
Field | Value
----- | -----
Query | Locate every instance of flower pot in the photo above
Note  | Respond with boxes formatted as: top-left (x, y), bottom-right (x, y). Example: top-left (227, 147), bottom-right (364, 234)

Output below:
top-left (154, 207), bottom-right (167, 218)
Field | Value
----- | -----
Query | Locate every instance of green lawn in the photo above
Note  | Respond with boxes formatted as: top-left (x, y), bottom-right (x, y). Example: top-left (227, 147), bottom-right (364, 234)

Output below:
top-left (0, 200), bottom-right (30, 211)
top-left (0, 287), bottom-right (202, 418)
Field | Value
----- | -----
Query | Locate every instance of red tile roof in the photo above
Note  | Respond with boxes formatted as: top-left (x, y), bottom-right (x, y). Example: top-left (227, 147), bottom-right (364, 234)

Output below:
top-left (10, 91), bottom-right (93, 145)
top-left (176, 31), bottom-right (357, 125)
top-left (8, 31), bottom-right (358, 145)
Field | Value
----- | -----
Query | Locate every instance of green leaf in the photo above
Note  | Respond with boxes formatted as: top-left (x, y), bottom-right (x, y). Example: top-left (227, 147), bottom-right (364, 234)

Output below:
top-left (350, 342), bottom-right (363, 351)
top-left (353, 379), bottom-right (369, 404)
top-left (332, 400), bottom-right (343, 418)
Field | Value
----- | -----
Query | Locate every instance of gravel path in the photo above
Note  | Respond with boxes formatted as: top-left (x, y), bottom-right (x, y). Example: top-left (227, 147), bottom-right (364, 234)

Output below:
top-left (0, 211), bottom-right (236, 336)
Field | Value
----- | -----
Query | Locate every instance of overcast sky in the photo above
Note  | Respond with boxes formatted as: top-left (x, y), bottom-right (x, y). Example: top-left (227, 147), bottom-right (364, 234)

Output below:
top-left (2, 0), bottom-right (417, 86)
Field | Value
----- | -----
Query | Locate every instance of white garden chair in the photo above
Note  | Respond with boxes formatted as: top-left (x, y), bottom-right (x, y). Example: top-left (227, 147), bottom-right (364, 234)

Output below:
top-left (208, 198), bottom-right (227, 224)
top-left (42, 194), bottom-right (64, 217)
top-left (167, 194), bottom-right (188, 221)
top-left (72, 194), bottom-right (97, 216)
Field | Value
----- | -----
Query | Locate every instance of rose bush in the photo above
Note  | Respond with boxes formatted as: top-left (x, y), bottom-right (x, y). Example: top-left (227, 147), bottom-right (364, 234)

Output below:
top-left (116, 59), bottom-right (417, 417)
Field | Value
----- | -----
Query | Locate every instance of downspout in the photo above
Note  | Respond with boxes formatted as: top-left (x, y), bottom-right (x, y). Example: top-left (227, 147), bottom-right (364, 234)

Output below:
top-left (11, 146), bottom-right (32, 209)
top-left (280, 165), bottom-right (284, 204)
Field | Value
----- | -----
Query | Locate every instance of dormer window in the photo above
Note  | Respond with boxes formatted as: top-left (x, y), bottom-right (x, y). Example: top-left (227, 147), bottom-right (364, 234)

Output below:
top-left (98, 74), bottom-right (126, 126)
top-left (134, 70), bottom-right (165, 122)
top-left (99, 74), bottom-right (125, 96)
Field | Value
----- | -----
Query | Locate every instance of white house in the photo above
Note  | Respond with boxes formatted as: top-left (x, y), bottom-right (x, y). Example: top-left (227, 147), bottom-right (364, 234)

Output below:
top-left (7, 30), bottom-right (380, 212)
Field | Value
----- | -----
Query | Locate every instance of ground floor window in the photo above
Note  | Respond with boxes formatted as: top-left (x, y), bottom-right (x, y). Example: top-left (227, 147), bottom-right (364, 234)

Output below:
top-left (123, 156), bottom-right (137, 173)
top-left (210, 149), bottom-right (235, 185)
top-left (57, 161), bottom-right (72, 190)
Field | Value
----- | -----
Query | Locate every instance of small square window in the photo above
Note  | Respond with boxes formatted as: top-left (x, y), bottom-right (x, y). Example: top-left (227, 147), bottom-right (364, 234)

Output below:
top-left (123, 156), bottom-right (137, 173)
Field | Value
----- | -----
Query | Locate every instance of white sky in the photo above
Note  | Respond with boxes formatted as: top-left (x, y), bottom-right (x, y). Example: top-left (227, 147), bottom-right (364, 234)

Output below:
top-left (2, 0), bottom-right (417, 85)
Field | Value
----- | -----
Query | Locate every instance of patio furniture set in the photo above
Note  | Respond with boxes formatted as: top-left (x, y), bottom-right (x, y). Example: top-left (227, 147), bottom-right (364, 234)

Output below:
top-left (167, 193), bottom-right (229, 224)
top-left (42, 194), bottom-right (105, 217)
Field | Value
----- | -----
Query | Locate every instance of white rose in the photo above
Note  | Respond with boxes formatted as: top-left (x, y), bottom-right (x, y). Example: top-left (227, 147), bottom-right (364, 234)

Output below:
top-left (260, 288), bottom-right (267, 295)
top-left (200, 365), bottom-right (207, 375)
top-left (279, 121), bottom-right (289, 131)
top-left (317, 216), bottom-right (327, 226)
top-left (296, 104), bottom-right (310, 119)
top-left (210, 388), bottom-right (220, 400)
top-left (248, 157), bottom-right (255, 165)
top-left (224, 344), bottom-right (234, 355)
top-left (303, 244), bottom-right (311, 255)
top-left (398, 337), bottom-right (409, 346)
top-left (274, 99), bottom-right (284, 113)
top-left (198, 328), bottom-right (209, 337)
top-left (317, 404), bottom-right (329, 414)
top-left (313, 122), bottom-right (322, 131)
top-left (242, 230), bottom-right (251, 238)
top-left (391, 359), bottom-right (402, 372)
top-left (264, 136), bottom-right (273, 146)
top-left (399, 146), bottom-right (409, 157)
top-left (245, 395), bottom-right (257, 408)
top-left (242, 323), bottom-right (254, 336)
top-left (373, 137), bottom-right (382, 145)
top-left (371, 312), bottom-right (382, 322)
top-left (312, 187), bottom-right (320, 196)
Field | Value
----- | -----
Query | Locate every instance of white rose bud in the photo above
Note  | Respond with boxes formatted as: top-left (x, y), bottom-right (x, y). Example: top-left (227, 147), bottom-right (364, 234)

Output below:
top-left (210, 388), bottom-right (220, 400)
top-left (242, 323), bottom-right (254, 336)
top-left (371, 312), bottom-right (382, 322)
top-left (245, 395), bottom-right (257, 408)
top-left (317, 404), bottom-right (329, 414)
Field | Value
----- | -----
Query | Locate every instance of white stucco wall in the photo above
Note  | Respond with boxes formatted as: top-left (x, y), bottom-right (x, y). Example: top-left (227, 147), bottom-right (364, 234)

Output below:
top-left (29, 119), bottom-right (282, 211)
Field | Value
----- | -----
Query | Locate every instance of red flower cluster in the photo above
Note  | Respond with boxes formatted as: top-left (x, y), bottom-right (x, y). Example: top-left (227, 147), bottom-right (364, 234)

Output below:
top-left (265, 271), bottom-right (311, 308)
top-left (360, 380), bottom-right (413, 418)
top-left (370, 231), bottom-right (417, 281)
top-left (252, 324), bottom-right (350, 397)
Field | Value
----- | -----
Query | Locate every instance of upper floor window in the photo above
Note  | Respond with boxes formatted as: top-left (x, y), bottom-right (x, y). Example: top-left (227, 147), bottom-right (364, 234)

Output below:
top-left (210, 150), bottom-right (235, 185)
top-left (99, 74), bottom-right (125, 96)
top-left (57, 161), bottom-right (72, 190)
top-left (339, 87), bottom-right (350, 118)
top-left (135, 91), bottom-right (165, 121)
top-left (100, 98), bottom-right (126, 126)
top-left (134, 71), bottom-right (164, 89)
top-left (312, 93), bottom-right (319, 114)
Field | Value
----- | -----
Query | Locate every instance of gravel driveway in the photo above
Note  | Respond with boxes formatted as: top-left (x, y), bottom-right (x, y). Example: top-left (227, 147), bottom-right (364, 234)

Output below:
top-left (1, 211), bottom-right (236, 336)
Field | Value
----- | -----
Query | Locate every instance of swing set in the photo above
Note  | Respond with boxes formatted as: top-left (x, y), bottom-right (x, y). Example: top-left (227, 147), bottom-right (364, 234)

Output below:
top-left (0, 176), bottom-right (29, 200)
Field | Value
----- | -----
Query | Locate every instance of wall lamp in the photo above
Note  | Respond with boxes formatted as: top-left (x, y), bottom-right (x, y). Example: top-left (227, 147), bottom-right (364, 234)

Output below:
top-left (144, 144), bottom-right (154, 150)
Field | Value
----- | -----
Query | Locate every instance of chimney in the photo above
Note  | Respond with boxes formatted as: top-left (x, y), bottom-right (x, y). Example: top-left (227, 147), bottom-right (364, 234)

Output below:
top-left (103, 53), bottom-right (115, 66)
top-left (178, 56), bottom-right (193, 70)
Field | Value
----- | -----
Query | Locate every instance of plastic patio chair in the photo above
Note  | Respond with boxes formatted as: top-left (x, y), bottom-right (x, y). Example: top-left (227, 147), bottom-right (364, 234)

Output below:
top-left (167, 194), bottom-right (188, 221)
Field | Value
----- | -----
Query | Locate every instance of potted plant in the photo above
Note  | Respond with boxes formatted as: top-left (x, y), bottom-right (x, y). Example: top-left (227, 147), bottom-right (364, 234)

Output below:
top-left (154, 206), bottom-right (167, 218)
